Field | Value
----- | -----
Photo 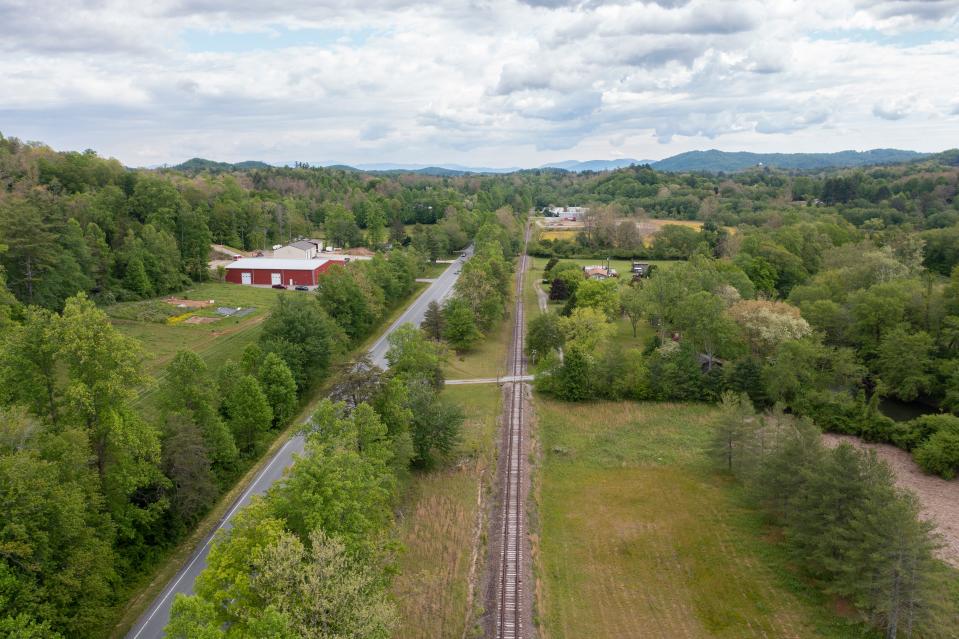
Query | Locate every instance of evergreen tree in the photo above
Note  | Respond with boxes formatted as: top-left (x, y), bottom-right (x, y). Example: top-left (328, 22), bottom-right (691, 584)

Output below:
top-left (123, 253), bottom-right (152, 297)
top-left (710, 392), bottom-right (758, 475)
top-left (420, 300), bottom-right (444, 341)
top-left (162, 412), bottom-right (218, 525)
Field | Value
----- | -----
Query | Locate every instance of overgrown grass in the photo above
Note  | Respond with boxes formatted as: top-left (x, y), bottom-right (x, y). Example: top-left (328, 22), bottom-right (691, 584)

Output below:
top-left (109, 282), bottom-right (287, 380)
top-left (422, 262), bottom-right (452, 279)
top-left (392, 384), bottom-right (502, 639)
top-left (444, 316), bottom-right (512, 380)
top-left (534, 399), bottom-right (874, 639)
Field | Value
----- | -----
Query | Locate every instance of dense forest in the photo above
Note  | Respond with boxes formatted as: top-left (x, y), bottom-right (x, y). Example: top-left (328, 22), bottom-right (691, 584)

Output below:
top-left (2, 132), bottom-right (959, 637)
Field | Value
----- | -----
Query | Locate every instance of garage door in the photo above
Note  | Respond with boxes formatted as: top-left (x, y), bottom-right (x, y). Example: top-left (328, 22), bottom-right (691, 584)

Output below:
top-left (241, 272), bottom-right (252, 285)
top-left (271, 272), bottom-right (282, 286)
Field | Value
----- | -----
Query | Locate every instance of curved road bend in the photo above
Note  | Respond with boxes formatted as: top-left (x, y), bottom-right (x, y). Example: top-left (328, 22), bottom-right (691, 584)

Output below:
top-left (126, 247), bottom-right (472, 639)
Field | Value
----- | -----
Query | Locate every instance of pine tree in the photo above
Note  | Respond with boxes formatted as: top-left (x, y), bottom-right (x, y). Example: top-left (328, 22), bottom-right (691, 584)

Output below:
top-left (420, 300), bottom-right (444, 341)
top-left (709, 391), bottom-right (758, 476)
top-left (123, 254), bottom-right (152, 297)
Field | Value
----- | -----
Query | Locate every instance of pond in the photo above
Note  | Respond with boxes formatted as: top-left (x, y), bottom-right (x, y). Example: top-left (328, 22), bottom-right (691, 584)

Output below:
top-left (878, 397), bottom-right (941, 422)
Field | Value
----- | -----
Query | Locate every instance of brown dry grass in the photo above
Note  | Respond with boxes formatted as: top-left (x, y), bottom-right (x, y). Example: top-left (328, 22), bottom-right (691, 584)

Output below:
top-left (392, 385), bottom-right (502, 639)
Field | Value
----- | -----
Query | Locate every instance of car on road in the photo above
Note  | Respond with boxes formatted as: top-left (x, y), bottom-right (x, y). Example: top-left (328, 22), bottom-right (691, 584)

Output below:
top-left (271, 284), bottom-right (286, 289)
top-left (294, 285), bottom-right (309, 291)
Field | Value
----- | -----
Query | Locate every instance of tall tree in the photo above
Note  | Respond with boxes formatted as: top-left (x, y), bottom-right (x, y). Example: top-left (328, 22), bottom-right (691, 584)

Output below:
top-left (260, 296), bottom-right (337, 389)
top-left (442, 298), bottom-right (482, 352)
top-left (57, 294), bottom-right (164, 527)
top-left (158, 350), bottom-right (237, 468)
top-left (224, 376), bottom-right (272, 455)
top-left (257, 352), bottom-right (298, 427)
top-left (420, 300), bottom-right (444, 341)
top-left (619, 285), bottom-right (645, 338)
top-left (0, 306), bottom-right (61, 425)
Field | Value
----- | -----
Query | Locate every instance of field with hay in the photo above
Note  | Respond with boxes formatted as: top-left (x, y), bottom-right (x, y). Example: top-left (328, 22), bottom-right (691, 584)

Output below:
top-left (537, 217), bottom-right (734, 243)
top-left (392, 384), bottom-right (502, 639)
top-left (533, 399), bottom-right (866, 639)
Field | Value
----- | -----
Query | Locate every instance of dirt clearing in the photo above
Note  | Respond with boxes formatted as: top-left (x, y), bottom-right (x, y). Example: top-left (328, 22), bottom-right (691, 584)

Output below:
top-left (823, 433), bottom-right (959, 567)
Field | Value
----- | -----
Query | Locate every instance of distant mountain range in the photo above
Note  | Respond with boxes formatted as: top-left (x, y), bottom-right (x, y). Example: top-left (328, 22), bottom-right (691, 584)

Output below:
top-left (651, 149), bottom-right (930, 172)
top-left (170, 158), bottom-right (272, 172)
top-left (169, 148), bottom-right (939, 175)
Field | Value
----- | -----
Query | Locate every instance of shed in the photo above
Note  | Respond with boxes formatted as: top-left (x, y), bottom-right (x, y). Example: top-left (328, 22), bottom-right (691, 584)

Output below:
top-left (273, 239), bottom-right (323, 260)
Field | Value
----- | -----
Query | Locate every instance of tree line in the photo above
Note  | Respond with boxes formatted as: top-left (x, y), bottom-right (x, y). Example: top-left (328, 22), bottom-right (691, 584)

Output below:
top-left (0, 133), bottom-right (520, 314)
top-left (712, 394), bottom-right (956, 638)
top-left (0, 244), bottom-right (431, 637)
top-left (420, 208), bottom-right (520, 352)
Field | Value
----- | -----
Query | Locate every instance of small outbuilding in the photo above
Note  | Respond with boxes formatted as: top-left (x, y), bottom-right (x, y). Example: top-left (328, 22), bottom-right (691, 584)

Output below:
top-left (273, 239), bottom-right (323, 260)
top-left (225, 257), bottom-right (344, 288)
top-left (583, 265), bottom-right (617, 280)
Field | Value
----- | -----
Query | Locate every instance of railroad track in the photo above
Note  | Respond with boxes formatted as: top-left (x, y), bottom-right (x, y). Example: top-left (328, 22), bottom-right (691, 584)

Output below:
top-left (496, 229), bottom-right (530, 639)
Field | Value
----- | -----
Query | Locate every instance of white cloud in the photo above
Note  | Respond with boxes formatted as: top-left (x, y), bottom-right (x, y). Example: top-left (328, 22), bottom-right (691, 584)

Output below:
top-left (0, 0), bottom-right (956, 166)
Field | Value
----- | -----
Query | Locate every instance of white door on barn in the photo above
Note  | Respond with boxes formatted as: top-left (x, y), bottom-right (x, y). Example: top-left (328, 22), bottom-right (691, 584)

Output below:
top-left (241, 272), bottom-right (252, 285)
top-left (271, 272), bottom-right (282, 286)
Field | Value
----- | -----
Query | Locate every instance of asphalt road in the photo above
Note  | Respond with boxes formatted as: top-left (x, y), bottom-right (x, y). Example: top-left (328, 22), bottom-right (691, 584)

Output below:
top-left (126, 248), bottom-right (471, 639)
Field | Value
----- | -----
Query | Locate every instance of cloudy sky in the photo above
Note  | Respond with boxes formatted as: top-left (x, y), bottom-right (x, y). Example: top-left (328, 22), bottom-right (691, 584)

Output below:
top-left (2, 0), bottom-right (958, 167)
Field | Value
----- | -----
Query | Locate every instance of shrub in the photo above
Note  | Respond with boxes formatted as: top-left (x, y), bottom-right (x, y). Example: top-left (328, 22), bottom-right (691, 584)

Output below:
top-left (913, 424), bottom-right (959, 479)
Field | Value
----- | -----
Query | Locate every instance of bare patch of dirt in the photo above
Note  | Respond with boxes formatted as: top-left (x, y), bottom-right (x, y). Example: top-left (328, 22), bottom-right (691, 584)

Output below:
top-left (164, 297), bottom-right (212, 309)
top-left (183, 316), bottom-right (219, 324)
top-left (823, 433), bottom-right (959, 567)
top-left (832, 596), bottom-right (858, 619)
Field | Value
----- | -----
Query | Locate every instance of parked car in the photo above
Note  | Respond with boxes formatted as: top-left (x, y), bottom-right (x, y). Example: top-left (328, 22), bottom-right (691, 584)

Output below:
top-left (294, 285), bottom-right (309, 291)
top-left (271, 284), bottom-right (286, 289)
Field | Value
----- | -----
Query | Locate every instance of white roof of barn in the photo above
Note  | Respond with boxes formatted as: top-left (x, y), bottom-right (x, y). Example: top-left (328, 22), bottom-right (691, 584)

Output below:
top-left (226, 258), bottom-right (338, 270)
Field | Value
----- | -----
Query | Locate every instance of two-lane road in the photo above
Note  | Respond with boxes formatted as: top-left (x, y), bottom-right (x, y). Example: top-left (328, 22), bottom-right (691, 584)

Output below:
top-left (126, 249), bottom-right (471, 639)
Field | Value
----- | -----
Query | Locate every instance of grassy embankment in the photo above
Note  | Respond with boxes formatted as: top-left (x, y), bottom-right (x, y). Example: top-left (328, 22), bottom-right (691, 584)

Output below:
top-left (109, 280), bottom-right (428, 638)
top-left (392, 384), bottom-right (502, 639)
top-left (392, 262), bottom-right (517, 636)
top-left (533, 399), bottom-right (872, 639)
top-left (421, 261), bottom-right (452, 279)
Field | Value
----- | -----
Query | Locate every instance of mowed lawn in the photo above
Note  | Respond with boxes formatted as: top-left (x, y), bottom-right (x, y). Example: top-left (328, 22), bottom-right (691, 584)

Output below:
top-left (392, 384), bottom-right (502, 639)
top-left (534, 399), bottom-right (864, 639)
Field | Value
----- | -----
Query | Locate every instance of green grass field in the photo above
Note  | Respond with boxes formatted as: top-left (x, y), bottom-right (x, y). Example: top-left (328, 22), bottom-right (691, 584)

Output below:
top-left (421, 262), bottom-right (452, 279)
top-left (534, 399), bottom-right (869, 639)
top-left (107, 283), bottom-right (292, 413)
top-left (392, 384), bottom-right (502, 639)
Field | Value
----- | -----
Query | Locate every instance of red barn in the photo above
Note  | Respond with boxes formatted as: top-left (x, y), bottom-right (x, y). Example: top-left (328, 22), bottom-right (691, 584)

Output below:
top-left (225, 257), bottom-right (345, 288)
